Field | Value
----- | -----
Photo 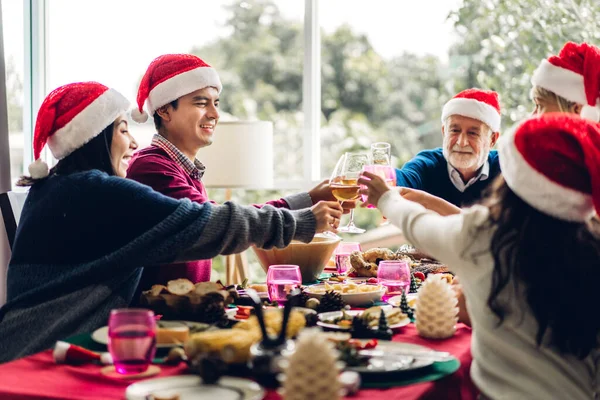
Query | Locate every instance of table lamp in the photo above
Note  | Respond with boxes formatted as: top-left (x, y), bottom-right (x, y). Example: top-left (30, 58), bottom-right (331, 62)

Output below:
top-left (197, 120), bottom-right (274, 284)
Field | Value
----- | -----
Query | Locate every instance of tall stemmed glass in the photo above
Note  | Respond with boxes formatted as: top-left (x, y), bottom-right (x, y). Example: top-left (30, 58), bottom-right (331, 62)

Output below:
top-left (368, 142), bottom-right (394, 225)
top-left (370, 142), bottom-right (392, 166)
top-left (330, 152), bottom-right (369, 233)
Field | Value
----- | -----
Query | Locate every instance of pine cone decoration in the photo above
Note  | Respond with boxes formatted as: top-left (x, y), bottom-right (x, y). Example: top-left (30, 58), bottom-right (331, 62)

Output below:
top-left (281, 329), bottom-right (342, 400)
top-left (290, 287), bottom-right (310, 307)
top-left (304, 312), bottom-right (319, 327)
top-left (317, 290), bottom-right (346, 313)
top-left (415, 275), bottom-right (458, 339)
top-left (351, 315), bottom-right (373, 339)
top-left (196, 292), bottom-right (226, 324)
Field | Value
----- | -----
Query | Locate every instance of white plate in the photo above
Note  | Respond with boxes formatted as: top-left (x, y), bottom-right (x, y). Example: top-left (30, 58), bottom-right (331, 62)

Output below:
top-left (317, 309), bottom-right (410, 331)
top-left (126, 375), bottom-right (264, 400)
top-left (92, 321), bottom-right (210, 349)
top-left (386, 293), bottom-right (418, 308)
top-left (226, 307), bottom-right (317, 322)
top-left (347, 341), bottom-right (437, 374)
top-left (305, 284), bottom-right (386, 307)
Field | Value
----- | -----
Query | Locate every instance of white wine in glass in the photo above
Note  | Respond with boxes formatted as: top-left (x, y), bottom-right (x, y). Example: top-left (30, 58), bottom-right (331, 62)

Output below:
top-left (330, 152), bottom-right (369, 233)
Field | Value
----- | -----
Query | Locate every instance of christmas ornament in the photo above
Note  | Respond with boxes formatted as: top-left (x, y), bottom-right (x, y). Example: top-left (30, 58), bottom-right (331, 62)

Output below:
top-left (409, 274), bottom-right (419, 293)
top-left (281, 328), bottom-right (342, 400)
top-left (375, 310), bottom-right (393, 340)
top-left (53, 341), bottom-right (112, 365)
top-left (415, 275), bottom-right (458, 339)
top-left (317, 290), bottom-right (346, 313)
top-left (399, 289), bottom-right (414, 320)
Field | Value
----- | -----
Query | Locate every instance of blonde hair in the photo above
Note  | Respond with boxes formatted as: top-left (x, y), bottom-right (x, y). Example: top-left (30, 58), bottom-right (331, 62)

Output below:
top-left (531, 86), bottom-right (578, 113)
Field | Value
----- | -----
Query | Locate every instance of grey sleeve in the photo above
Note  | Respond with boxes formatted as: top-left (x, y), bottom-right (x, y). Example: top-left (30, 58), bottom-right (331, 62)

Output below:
top-left (174, 202), bottom-right (316, 263)
top-left (282, 192), bottom-right (313, 210)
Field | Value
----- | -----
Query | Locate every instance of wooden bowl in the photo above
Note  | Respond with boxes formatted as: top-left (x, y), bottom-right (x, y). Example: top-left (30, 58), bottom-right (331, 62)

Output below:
top-left (252, 235), bottom-right (341, 283)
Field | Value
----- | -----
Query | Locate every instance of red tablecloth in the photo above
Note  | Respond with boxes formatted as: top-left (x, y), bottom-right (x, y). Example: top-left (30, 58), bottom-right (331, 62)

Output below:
top-left (0, 324), bottom-right (477, 400)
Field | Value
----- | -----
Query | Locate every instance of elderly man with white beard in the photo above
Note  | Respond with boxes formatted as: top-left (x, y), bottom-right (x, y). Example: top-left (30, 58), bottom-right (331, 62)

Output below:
top-left (393, 89), bottom-right (501, 216)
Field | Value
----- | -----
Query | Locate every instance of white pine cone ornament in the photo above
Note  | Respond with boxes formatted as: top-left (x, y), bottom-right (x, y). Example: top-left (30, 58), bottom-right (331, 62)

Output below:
top-left (415, 274), bottom-right (458, 339)
top-left (281, 328), bottom-right (342, 400)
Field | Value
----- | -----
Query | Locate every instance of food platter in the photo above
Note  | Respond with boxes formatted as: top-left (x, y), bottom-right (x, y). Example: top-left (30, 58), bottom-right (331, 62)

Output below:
top-left (317, 309), bottom-right (410, 331)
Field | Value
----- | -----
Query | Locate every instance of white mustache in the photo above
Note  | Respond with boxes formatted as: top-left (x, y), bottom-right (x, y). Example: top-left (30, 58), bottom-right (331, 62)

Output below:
top-left (451, 145), bottom-right (474, 154)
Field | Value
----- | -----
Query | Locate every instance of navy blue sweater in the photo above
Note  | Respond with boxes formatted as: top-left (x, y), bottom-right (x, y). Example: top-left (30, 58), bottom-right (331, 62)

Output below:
top-left (395, 148), bottom-right (501, 207)
top-left (0, 170), bottom-right (315, 363)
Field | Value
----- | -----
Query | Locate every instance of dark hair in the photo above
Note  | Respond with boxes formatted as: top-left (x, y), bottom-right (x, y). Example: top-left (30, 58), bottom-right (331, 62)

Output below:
top-left (480, 176), bottom-right (600, 358)
top-left (17, 122), bottom-right (116, 187)
top-left (152, 99), bottom-right (179, 131)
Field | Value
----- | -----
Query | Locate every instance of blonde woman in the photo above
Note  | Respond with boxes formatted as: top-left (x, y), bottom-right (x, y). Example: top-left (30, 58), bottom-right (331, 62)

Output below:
top-left (531, 41), bottom-right (600, 121)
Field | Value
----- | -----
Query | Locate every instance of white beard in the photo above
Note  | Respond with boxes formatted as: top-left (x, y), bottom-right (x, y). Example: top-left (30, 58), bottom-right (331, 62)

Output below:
top-left (443, 137), bottom-right (488, 171)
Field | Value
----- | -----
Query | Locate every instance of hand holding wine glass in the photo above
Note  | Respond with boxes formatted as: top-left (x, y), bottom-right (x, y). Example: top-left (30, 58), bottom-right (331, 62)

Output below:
top-left (357, 171), bottom-right (394, 208)
top-left (330, 152), bottom-right (370, 234)
top-left (310, 201), bottom-right (344, 233)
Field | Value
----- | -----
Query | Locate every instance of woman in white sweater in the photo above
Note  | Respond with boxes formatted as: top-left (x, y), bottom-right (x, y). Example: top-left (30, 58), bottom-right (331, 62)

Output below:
top-left (359, 113), bottom-right (600, 399)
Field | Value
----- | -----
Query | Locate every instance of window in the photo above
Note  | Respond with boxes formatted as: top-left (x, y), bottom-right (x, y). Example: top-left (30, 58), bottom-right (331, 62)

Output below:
top-left (47, 0), bottom-right (305, 181)
top-left (319, 0), bottom-right (460, 231)
top-left (1, 0), bottom-right (25, 186)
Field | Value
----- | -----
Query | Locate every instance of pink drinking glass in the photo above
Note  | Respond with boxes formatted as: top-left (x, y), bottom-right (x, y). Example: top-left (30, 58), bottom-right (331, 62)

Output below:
top-left (377, 260), bottom-right (411, 301)
top-left (334, 242), bottom-right (361, 274)
top-left (266, 265), bottom-right (302, 302)
top-left (108, 309), bottom-right (156, 374)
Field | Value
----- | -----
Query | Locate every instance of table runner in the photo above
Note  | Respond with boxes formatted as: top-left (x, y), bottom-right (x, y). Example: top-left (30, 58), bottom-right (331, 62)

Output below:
top-left (0, 323), bottom-right (477, 400)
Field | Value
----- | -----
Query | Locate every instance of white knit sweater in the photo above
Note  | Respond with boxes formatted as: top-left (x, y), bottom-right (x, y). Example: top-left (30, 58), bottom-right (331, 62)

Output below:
top-left (379, 189), bottom-right (600, 400)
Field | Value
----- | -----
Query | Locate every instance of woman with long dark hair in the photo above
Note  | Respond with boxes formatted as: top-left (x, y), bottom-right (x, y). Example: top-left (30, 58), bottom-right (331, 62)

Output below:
top-left (360, 113), bottom-right (600, 399)
top-left (0, 82), bottom-right (342, 363)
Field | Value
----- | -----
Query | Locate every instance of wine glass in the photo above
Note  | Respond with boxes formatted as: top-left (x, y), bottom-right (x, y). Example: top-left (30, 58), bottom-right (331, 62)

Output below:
top-left (367, 142), bottom-right (395, 225)
top-left (334, 241), bottom-right (361, 274)
top-left (330, 152), bottom-right (369, 233)
top-left (370, 142), bottom-right (392, 165)
top-left (377, 260), bottom-right (411, 301)
top-left (266, 265), bottom-right (302, 302)
top-left (108, 309), bottom-right (157, 374)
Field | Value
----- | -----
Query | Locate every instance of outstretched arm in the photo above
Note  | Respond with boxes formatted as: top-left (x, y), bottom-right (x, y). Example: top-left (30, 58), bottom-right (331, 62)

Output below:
top-left (398, 187), bottom-right (461, 216)
top-left (175, 200), bottom-right (343, 262)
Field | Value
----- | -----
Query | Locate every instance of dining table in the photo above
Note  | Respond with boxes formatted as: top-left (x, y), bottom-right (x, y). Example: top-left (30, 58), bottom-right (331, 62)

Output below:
top-left (0, 322), bottom-right (477, 400)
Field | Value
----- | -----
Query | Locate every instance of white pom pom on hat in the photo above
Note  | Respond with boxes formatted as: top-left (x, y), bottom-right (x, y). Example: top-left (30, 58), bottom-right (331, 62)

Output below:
top-left (130, 107), bottom-right (149, 124)
top-left (28, 159), bottom-right (49, 179)
top-left (581, 104), bottom-right (600, 122)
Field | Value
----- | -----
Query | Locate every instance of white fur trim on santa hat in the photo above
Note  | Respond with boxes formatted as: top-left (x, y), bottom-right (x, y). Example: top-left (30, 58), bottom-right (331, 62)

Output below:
top-left (441, 97), bottom-right (501, 132)
top-left (146, 66), bottom-right (222, 115)
top-left (531, 59), bottom-right (587, 105)
top-left (498, 129), bottom-right (594, 222)
top-left (47, 89), bottom-right (130, 160)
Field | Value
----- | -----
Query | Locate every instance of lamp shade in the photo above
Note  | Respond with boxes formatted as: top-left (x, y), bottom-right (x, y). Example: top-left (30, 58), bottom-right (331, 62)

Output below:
top-left (196, 121), bottom-right (274, 189)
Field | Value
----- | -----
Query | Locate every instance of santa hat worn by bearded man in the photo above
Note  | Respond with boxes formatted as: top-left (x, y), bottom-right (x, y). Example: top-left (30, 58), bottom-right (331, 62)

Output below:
top-left (531, 41), bottom-right (600, 122)
top-left (441, 88), bottom-right (502, 133)
top-left (131, 54), bottom-right (222, 124)
top-left (28, 81), bottom-right (130, 179)
top-left (498, 113), bottom-right (600, 223)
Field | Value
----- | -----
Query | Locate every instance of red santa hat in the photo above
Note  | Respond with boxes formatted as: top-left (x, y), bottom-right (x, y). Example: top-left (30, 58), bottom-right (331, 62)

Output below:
top-left (441, 88), bottom-right (501, 133)
top-left (531, 42), bottom-right (600, 121)
top-left (498, 113), bottom-right (600, 222)
top-left (131, 54), bottom-right (222, 123)
top-left (28, 82), bottom-right (130, 179)
top-left (53, 341), bottom-right (112, 365)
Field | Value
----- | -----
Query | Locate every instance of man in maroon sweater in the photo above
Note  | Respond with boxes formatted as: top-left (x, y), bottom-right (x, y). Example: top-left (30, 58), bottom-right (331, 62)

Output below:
top-left (128, 54), bottom-right (339, 287)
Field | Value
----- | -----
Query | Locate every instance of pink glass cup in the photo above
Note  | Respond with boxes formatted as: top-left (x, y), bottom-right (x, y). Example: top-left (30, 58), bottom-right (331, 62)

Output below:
top-left (266, 265), bottom-right (302, 302)
top-left (360, 164), bottom-right (397, 206)
top-left (377, 260), bottom-right (411, 301)
top-left (334, 242), bottom-right (361, 274)
top-left (108, 309), bottom-right (156, 374)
